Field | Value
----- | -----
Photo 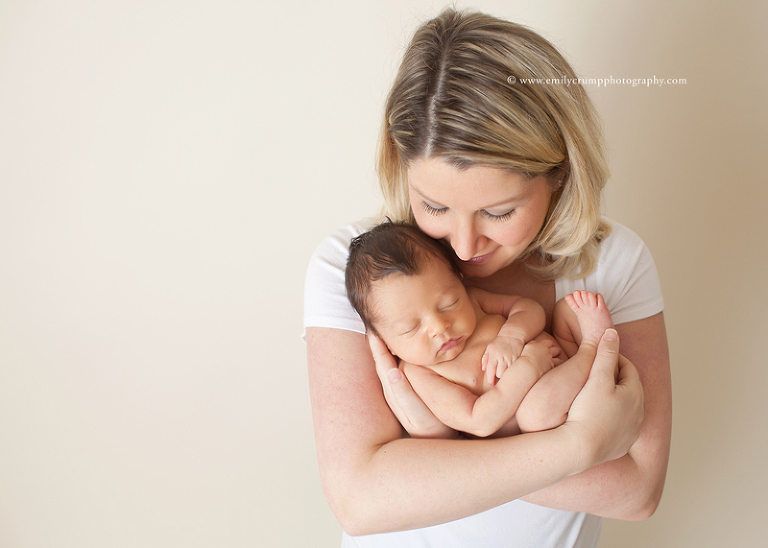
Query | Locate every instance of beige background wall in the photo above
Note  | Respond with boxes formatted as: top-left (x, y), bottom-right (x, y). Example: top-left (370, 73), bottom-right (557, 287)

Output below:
top-left (1, 1), bottom-right (766, 547)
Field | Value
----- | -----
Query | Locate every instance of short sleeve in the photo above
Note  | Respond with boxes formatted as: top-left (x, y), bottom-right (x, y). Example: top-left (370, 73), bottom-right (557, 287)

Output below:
top-left (556, 220), bottom-right (664, 325)
top-left (302, 220), bottom-right (374, 340)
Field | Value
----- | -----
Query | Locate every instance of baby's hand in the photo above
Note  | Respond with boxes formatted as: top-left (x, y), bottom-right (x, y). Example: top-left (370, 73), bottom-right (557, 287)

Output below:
top-left (520, 339), bottom-right (559, 377)
top-left (482, 335), bottom-right (525, 386)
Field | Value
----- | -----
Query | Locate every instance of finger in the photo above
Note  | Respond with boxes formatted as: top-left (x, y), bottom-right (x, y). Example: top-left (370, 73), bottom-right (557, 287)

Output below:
top-left (587, 328), bottom-right (620, 385)
top-left (369, 334), bottom-right (418, 417)
top-left (616, 354), bottom-right (641, 388)
top-left (368, 335), bottom-right (417, 402)
top-left (368, 334), bottom-right (397, 376)
top-left (368, 334), bottom-right (408, 410)
top-left (388, 368), bottom-right (419, 408)
top-left (386, 366), bottom-right (437, 433)
top-left (486, 359), bottom-right (497, 386)
top-left (481, 352), bottom-right (488, 371)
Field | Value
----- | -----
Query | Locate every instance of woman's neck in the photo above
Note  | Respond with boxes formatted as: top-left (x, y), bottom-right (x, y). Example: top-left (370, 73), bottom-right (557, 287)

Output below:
top-left (464, 256), bottom-right (556, 328)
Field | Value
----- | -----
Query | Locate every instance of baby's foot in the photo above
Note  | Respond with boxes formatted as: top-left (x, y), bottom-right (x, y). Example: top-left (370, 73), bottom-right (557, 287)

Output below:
top-left (564, 291), bottom-right (614, 347)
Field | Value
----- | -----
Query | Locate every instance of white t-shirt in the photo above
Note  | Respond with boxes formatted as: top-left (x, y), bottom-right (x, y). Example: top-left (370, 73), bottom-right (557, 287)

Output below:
top-left (303, 218), bottom-right (664, 548)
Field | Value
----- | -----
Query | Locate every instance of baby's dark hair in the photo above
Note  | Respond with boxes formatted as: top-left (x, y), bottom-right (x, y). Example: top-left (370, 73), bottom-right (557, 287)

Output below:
top-left (346, 221), bottom-right (460, 335)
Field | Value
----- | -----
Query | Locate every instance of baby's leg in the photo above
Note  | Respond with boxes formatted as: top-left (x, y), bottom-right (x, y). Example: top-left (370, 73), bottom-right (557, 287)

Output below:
top-left (521, 292), bottom-right (615, 434)
top-left (565, 291), bottom-right (614, 348)
top-left (552, 291), bottom-right (614, 357)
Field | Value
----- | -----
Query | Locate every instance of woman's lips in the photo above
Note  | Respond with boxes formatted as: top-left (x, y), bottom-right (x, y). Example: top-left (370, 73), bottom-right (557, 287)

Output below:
top-left (465, 250), bottom-right (494, 264)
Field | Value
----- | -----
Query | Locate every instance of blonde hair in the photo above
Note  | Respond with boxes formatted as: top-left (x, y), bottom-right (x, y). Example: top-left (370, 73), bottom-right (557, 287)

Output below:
top-left (376, 8), bottom-right (611, 280)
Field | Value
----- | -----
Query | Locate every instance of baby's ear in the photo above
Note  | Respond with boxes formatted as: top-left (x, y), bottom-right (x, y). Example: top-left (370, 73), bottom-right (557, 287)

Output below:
top-left (368, 328), bottom-right (392, 354)
top-left (384, 340), bottom-right (396, 356)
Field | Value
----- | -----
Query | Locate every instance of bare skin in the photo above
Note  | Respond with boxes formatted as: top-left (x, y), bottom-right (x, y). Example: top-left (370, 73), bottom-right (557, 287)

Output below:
top-left (374, 262), bottom-right (670, 522)
top-left (398, 312), bottom-right (559, 438)
top-left (308, 160), bottom-right (670, 534)
top-left (308, 326), bottom-right (644, 534)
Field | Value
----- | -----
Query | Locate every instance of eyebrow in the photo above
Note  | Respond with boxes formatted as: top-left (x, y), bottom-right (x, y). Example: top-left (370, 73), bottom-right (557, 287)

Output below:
top-left (378, 314), bottom-right (418, 336)
top-left (409, 182), bottom-right (524, 209)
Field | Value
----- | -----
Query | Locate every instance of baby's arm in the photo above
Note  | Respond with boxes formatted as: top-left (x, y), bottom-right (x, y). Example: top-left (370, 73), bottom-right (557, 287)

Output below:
top-left (467, 287), bottom-right (546, 386)
top-left (516, 291), bottom-right (615, 433)
top-left (401, 340), bottom-right (556, 438)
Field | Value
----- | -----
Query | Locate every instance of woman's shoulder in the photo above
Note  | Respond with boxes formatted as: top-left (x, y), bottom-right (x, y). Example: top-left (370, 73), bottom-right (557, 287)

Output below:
top-left (304, 218), bottom-right (378, 338)
top-left (597, 219), bottom-right (649, 261)
top-left (557, 218), bottom-right (663, 323)
top-left (309, 218), bottom-right (378, 268)
top-left (592, 219), bottom-right (660, 282)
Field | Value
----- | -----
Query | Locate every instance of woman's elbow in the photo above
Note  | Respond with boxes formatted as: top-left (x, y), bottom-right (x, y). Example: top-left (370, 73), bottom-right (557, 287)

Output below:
top-left (333, 506), bottom-right (370, 537)
top-left (323, 481), bottom-right (385, 537)
top-left (615, 470), bottom-right (665, 521)
top-left (628, 481), bottom-right (665, 520)
top-left (621, 497), bottom-right (659, 521)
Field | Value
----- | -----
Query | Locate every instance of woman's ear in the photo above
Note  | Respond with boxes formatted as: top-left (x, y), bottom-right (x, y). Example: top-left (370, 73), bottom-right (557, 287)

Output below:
top-left (547, 159), bottom-right (569, 191)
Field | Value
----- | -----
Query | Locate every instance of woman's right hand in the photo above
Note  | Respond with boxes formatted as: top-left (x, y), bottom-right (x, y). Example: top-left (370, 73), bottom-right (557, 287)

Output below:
top-left (368, 334), bottom-right (458, 439)
top-left (564, 329), bottom-right (644, 468)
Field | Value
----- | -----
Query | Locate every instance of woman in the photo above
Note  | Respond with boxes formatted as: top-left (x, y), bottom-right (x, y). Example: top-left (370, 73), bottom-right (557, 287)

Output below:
top-left (304, 9), bottom-right (671, 548)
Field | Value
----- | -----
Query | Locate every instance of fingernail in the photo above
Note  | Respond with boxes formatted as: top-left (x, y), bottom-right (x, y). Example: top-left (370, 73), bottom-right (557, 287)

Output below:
top-left (604, 328), bottom-right (618, 342)
top-left (388, 369), bottom-right (402, 384)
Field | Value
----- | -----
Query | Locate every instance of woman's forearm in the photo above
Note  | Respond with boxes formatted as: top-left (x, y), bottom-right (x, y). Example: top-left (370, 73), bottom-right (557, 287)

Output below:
top-left (308, 328), bottom-right (582, 534)
top-left (521, 446), bottom-right (664, 519)
top-left (334, 429), bottom-right (586, 535)
top-left (308, 327), bottom-right (644, 535)
top-left (523, 314), bottom-right (672, 519)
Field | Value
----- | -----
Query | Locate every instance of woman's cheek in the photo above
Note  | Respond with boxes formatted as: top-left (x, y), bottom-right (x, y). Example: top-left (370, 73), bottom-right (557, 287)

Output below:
top-left (415, 215), bottom-right (446, 241)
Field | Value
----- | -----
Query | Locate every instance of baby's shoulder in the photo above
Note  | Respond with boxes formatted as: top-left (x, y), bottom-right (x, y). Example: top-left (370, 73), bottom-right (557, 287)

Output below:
top-left (465, 286), bottom-right (510, 312)
top-left (398, 359), bottom-right (443, 386)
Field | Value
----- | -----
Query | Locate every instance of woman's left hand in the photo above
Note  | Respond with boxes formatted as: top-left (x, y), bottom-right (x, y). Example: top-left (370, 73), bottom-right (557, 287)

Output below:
top-left (368, 334), bottom-right (458, 439)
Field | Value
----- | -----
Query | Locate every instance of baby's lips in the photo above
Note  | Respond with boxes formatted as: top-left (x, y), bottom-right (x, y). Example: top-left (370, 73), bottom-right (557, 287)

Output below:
top-left (440, 337), bottom-right (461, 353)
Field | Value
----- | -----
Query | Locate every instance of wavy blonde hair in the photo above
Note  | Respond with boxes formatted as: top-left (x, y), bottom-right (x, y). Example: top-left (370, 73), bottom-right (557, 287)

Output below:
top-left (377, 8), bottom-right (611, 280)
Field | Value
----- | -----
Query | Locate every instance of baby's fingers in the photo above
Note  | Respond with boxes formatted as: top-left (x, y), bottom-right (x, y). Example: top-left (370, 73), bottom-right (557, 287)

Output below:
top-left (484, 354), bottom-right (499, 386)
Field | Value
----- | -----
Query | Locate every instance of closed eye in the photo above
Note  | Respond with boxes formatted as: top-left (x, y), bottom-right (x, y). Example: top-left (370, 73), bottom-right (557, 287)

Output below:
top-left (440, 298), bottom-right (460, 311)
top-left (421, 202), bottom-right (447, 216)
top-left (481, 208), bottom-right (515, 221)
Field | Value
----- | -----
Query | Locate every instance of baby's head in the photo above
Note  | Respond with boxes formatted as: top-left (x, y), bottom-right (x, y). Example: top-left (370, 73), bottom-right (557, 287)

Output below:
top-left (346, 221), bottom-right (477, 365)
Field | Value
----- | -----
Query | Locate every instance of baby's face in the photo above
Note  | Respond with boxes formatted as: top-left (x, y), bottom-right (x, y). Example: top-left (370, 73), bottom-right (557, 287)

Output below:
top-left (370, 259), bottom-right (476, 366)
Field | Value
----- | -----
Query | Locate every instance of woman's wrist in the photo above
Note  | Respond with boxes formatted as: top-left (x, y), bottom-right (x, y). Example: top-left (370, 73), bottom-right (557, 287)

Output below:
top-left (550, 421), bottom-right (594, 477)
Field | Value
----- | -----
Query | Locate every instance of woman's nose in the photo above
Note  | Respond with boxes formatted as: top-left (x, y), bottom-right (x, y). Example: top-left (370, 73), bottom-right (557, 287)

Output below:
top-left (450, 216), bottom-right (481, 261)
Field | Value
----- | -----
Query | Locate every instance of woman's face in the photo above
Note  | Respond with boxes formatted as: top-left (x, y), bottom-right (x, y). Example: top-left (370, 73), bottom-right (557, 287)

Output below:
top-left (407, 158), bottom-right (553, 278)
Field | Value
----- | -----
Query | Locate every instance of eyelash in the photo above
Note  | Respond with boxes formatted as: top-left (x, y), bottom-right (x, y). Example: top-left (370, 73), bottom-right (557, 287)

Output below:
top-left (440, 299), bottom-right (459, 311)
top-left (421, 202), bottom-right (446, 216)
top-left (482, 209), bottom-right (515, 222)
top-left (421, 202), bottom-right (515, 222)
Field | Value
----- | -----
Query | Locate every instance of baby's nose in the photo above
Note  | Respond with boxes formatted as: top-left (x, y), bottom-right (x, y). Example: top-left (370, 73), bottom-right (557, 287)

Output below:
top-left (428, 315), bottom-right (450, 337)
